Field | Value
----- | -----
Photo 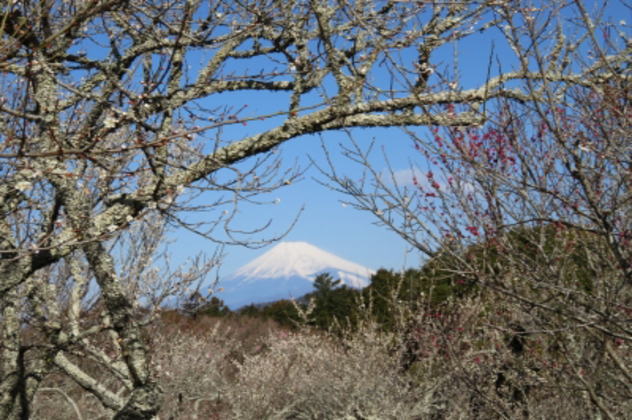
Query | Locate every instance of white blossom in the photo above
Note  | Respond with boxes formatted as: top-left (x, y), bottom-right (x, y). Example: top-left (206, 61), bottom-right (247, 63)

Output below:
top-left (15, 181), bottom-right (33, 191)
top-left (103, 115), bottom-right (118, 128)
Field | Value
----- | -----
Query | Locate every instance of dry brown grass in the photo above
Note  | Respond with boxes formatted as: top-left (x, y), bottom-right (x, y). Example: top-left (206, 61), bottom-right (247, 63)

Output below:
top-left (28, 301), bottom-right (630, 419)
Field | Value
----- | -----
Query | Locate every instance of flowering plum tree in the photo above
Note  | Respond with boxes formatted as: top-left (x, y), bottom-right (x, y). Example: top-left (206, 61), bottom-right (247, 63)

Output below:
top-left (1, 0), bottom-right (629, 418)
top-left (323, 2), bottom-right (630, 417)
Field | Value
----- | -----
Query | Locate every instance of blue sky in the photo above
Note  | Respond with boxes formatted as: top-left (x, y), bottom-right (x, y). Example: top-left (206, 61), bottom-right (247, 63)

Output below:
top-left (167, 11), bottom-right (499, 277)
top-left (166, 1), bottom-right (631, 281)
top-left (171, 128), bottom-right (427, 277)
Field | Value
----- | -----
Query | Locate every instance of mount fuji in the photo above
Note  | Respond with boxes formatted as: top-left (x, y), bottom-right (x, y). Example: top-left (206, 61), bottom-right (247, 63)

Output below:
top-left (216, 242), bottom-right (374, 309)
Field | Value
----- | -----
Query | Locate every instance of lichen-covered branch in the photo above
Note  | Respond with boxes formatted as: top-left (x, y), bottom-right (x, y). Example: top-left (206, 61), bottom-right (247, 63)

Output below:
top-left (1, 0), bottom-right (629, 417)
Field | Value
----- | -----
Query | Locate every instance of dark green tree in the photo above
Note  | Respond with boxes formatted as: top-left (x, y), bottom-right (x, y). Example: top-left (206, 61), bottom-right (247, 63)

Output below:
top-left (306, 273), bottom-right (360, 331)
top-left (260, 300), bottom-right (302, 329)
top-left (238, 304), bottom-right (262, 318)
top-left (362, 262), bottom-right (477, 330)
top-left (197, 296), bottom-right (232, 318)
top-left (313, 273), bottom-right (342, 295)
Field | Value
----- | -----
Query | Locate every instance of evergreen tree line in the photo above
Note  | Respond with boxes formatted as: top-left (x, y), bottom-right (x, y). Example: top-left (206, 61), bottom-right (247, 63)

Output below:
top-left (188, 223), bottom-right (597, 334)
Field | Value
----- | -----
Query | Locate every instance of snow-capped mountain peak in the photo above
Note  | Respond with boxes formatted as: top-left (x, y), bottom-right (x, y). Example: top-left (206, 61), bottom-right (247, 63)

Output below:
top-left (218, 241), bottom-right (374, 308)
top-left (233, 241), bottom-right (372, 282)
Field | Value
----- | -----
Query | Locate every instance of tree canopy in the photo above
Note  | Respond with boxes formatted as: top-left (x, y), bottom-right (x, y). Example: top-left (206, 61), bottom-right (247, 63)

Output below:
top-left (1, 1), bottom-right (629, 418)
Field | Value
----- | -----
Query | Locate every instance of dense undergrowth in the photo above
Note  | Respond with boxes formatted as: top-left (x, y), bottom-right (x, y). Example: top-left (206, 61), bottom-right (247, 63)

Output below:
top-left (28, 224), bottom-right (631, 418)
top-left (30, 293), bottom-right (630, 419)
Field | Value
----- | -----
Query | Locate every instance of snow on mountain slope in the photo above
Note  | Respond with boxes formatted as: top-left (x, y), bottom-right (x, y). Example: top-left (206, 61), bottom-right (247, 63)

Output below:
top-left (217, 241), bottom-right (374, 309)
top-left (232, 241), bottom-right (372, 286)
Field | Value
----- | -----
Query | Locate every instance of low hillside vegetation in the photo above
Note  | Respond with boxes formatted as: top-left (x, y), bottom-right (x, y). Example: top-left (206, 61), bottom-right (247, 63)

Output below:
top-left (29, 224), bottom-right (630, 418)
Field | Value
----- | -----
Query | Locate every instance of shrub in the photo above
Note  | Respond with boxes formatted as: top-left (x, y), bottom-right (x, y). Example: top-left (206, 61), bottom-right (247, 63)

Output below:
top-left (226, 327), bottom-right (430, 419)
